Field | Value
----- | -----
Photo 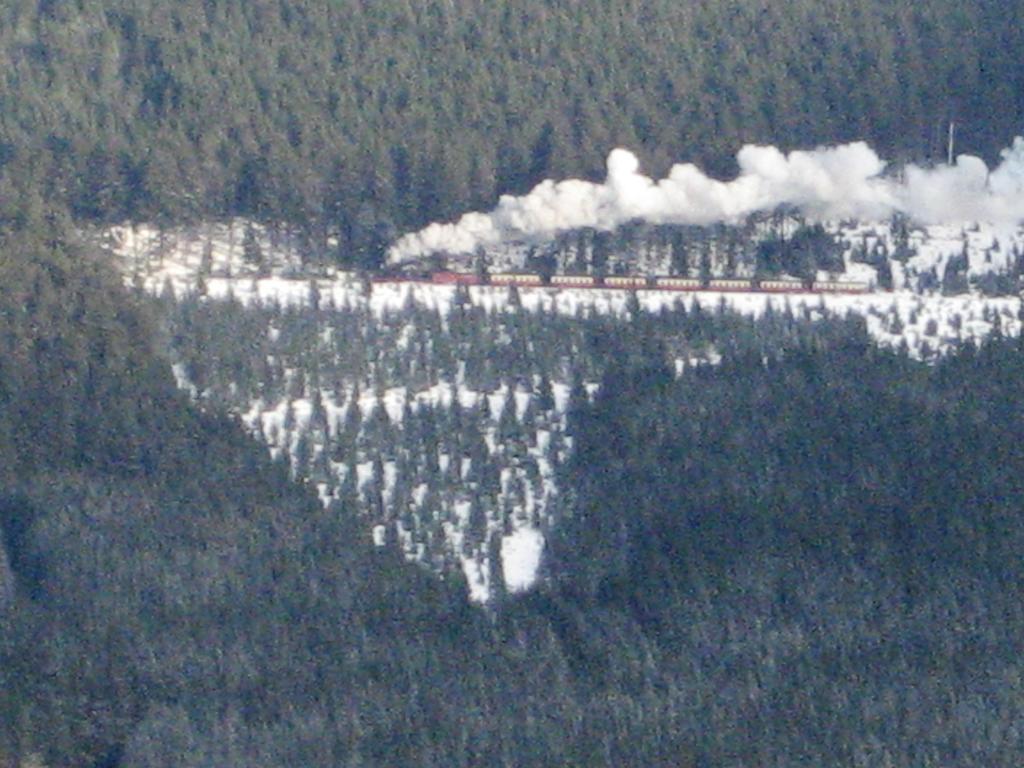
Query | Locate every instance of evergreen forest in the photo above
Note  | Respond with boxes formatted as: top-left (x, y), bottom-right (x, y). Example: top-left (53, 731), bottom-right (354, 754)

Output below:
top-left (2, 0), bottom-right (1024, 765)
top-left (2, 0), bottom-right (1023, 259)
top-left (1, 222), bottom-right (1023, 764)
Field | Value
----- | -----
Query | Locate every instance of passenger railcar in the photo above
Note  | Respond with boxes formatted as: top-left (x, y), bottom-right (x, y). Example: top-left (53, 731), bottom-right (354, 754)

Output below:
top-left (490, 273), bottom-right (544, 286)
top-left (759, 278), bottom-right (806, 293)
top-left (604, 276), bottom-right (650, 289)
top-left (654, 277), bottom-right (703, 291)
top-left (550, 274), bottom-right (598, 287)
top-left (708, 278), bottom-right (754, 292)
top-left (811, 280), bottom-right (868, 293)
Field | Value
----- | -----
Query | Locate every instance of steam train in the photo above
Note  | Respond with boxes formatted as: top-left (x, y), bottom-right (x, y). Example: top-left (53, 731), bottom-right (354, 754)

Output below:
top-left (373, 271), bottom-right (869, 294)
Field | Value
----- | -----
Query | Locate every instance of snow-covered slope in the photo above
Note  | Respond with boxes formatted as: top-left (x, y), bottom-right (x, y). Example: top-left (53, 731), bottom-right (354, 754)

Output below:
top-left (834, 220), bottom-right (1024, 289)
top-left (107, 220), bottom-right (1023, 353)
top-left (101, 219), bottom-right (1023, 600)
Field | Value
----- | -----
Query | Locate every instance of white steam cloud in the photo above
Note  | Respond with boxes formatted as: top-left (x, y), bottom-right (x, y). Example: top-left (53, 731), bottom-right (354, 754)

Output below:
top-left (389, 137), bottom-right (1024, 262)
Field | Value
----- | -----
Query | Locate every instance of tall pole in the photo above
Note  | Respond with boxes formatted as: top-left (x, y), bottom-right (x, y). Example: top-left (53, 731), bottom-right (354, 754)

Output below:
top-left (947, 122), bottom-right (956, 166)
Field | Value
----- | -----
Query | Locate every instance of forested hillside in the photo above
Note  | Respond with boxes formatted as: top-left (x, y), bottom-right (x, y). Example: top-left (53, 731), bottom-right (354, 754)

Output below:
top-left (113, 231), bottom-right (1015, 599)
top-left (4, 1), bottom-right (1024, 764)
top-left (2, 0), bottom-right (1022, 250)
top-left (0, 221), bottom-right (667, 767)
top-left (542, 335), bottom-right (1024, 765)
top-left (6, 233), bottom-right (1024, 763)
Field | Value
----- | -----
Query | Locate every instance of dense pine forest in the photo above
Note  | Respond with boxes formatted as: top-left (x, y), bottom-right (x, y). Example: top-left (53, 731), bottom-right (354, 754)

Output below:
top-left (2, 0), bottom-right (1024, 250)
top-left (3, 0), bottom-right (1024, 765)
top-left (4, 227), bottom-right (1024, 764)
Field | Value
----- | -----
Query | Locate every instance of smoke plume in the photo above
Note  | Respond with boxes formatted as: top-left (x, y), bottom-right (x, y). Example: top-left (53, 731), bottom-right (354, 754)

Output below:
top-left (389, 137), bottom-right (1024, 262)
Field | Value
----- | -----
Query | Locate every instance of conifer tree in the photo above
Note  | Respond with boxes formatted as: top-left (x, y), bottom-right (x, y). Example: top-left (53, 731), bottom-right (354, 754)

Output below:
top-left (242, 222), bottom-right (268, 276)
top-left (487, 531), bottom-right (507, 607)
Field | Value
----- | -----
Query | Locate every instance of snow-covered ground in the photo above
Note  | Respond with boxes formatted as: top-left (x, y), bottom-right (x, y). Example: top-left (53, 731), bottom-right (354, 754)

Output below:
top-left (106, 219), bottom-right (1024, 359)
top-left (833, 220), bottom-right (1024, 289)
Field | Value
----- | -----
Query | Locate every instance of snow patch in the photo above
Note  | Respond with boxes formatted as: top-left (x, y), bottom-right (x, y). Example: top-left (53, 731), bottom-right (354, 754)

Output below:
top-left (501, 527), bottom-right (545, 593)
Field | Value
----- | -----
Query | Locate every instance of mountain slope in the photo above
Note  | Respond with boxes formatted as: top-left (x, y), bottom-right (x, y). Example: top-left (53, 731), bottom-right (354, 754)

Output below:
top-left (100, 219), bottom-right (1023, 604)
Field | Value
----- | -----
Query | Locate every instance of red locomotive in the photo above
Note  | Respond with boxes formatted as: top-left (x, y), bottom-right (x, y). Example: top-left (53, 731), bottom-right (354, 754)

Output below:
top-left (431, 271), bottom-right (483, 285)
